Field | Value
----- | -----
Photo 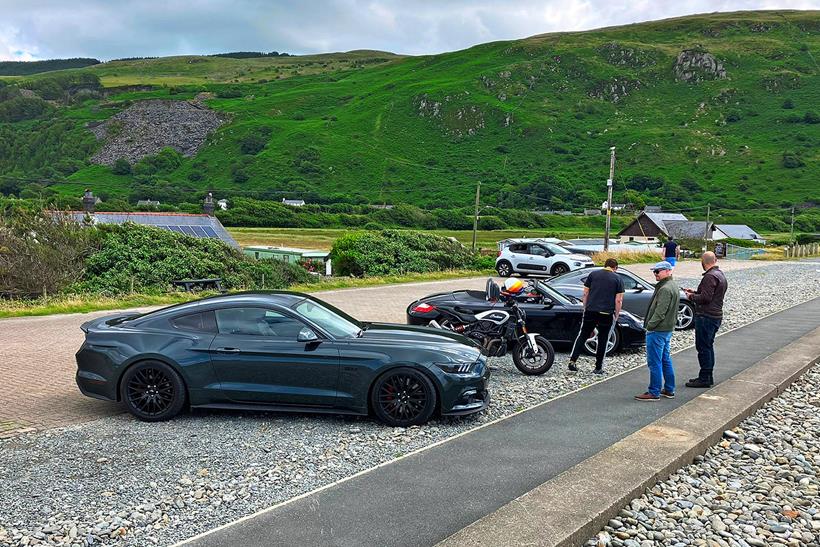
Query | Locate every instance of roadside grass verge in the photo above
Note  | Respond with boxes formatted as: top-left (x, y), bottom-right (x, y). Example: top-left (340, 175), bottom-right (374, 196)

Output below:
top-left (0, 269), bottom-right (495, 319)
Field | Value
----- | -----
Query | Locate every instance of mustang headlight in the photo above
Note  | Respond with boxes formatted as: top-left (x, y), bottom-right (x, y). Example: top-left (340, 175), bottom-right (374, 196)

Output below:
top-left (435, 362), bottom-right (475, 375)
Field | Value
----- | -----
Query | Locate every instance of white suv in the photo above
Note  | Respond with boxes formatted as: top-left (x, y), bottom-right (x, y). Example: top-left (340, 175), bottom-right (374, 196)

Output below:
top-left (495, 239), bottom-right (594, 277)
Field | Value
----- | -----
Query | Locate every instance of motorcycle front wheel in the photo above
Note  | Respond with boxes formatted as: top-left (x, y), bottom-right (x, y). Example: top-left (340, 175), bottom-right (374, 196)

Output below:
top-left (512, 335), bottom-right (555, 375)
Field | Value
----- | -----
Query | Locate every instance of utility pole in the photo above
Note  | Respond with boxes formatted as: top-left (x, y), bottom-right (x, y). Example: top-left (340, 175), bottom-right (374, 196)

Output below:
top-left (702, 203), bottom-right (711, 253)
top-left (604, 147), bottom-right (615, 251)
top-left (471, 181), bottom-right (481, 252)
top-left (790, 206), bottom-right (795, 244)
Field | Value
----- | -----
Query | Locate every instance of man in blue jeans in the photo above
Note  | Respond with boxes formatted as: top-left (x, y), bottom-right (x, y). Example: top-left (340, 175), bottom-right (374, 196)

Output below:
top-left (635, 261), bottom-right (679, 401)
top-left (684, 252), bottom-right (728, 387)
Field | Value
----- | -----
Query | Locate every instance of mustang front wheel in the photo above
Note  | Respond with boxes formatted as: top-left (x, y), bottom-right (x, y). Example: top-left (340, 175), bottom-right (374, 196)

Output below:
top-left (120, 360), bottom-right (186, 422)
top-left (371, 368), bottom-right (437, 426)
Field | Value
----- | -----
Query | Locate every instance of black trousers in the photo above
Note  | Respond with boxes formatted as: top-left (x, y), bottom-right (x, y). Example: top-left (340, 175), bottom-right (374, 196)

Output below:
top-left (569, 311), bottom-right (615, 368)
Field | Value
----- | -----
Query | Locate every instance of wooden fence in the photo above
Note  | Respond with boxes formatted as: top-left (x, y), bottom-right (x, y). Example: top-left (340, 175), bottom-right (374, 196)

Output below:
top-left (784, 243), bottom-right (820, 258)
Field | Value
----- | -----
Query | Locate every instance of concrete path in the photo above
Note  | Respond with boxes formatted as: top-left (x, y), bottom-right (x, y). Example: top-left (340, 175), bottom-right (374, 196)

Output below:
top-left (181, 296), bottom-right (820, 547)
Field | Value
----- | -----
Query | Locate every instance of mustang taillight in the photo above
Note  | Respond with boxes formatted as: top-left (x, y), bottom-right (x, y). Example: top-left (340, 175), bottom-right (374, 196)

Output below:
top-left (412, 303), bottom-right (436, 313)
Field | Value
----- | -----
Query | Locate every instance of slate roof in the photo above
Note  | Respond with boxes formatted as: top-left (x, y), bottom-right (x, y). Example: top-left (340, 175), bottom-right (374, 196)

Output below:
top-left (665, 220), bottom-right (715, 239)
top-left (715, 224), bottom-right (764, 240)
top-left (644, 213), bottom-right (689, 233)
top-left (65, 211), bottom-right (239, 248)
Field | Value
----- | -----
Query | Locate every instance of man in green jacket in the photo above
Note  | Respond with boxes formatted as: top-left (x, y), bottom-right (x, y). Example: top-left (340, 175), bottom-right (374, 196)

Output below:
top-left (635, 261), bottom-right (680, 401)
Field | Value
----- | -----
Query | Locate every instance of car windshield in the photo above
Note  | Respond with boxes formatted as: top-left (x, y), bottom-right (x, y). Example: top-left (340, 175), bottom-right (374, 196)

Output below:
top-left (293, 298), bottom-right (362, 339)
top-left (534, 281), bottom-right (574, 304)
top-left (544, 243), bottom-right (571, 254)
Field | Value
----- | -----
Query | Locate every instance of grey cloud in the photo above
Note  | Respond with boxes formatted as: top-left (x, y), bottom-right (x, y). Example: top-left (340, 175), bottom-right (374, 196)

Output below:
top-left (0, 0), bottom-right (817, 61)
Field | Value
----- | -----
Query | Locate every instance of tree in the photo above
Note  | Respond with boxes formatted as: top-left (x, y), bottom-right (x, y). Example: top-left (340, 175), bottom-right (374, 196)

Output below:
top-left (112, 158), bottom-right (131, 175)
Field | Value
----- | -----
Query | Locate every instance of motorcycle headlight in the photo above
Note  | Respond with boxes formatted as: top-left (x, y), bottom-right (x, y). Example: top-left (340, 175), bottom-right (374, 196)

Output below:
top-left (435, 362), bottom-right (475, 375)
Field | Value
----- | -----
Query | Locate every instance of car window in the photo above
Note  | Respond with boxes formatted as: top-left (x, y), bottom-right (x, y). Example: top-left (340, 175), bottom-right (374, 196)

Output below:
top-left (529, 244), bottom-right (548, 256)
top-left (294, 299), bottom-right (361, 339)
top-left (171, 311), bottom-right (217, 333)
top-left (215, 307), bottom-right (305, 338)
top-left (544, 243), bottom-right (571, 255)
top-left (617, 273), bottom-right (639, 290)
top-left (509, 243), bottom-right (527, 253)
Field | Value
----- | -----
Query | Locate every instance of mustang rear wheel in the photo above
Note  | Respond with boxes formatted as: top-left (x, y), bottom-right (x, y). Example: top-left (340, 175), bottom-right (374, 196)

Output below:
top-left (371, 367), bottom-right (437, 426)
top-left (121, 360), bottom-right (186, 422)
top-left (512, 336), bottom-right (555, 375)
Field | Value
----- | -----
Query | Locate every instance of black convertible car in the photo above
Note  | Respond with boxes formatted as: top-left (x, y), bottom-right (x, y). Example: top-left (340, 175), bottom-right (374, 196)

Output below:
top-left (76, 292), bottom-right (490, 427)
top-left (407, 280), bottom-right (646, 355)
top-left (547, 267), bottom-right (695, 330)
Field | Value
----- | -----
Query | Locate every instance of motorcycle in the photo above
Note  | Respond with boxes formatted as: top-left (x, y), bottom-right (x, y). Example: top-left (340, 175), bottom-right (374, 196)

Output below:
top-left (427, 279), bottom-right (555, 375)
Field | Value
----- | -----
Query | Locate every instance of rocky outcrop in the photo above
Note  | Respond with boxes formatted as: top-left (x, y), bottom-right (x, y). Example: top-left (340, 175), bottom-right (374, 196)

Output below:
top-left (674, 49), bottom-right (727, 83)
top-left (414, 93), bottom-right (490, 137)
top-left (588, 78), bottom-right (642, 103)
top-left (89, 99), bottom-right (228, 165)
top-left (597, 43), bottom-right (657, 69)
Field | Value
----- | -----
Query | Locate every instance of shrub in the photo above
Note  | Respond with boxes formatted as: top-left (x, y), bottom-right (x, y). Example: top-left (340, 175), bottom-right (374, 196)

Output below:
top-left (782, 151), bottom-right (805, 168)
top-left (782, 98), bottom-right (794, 109)
top-left (216, 87), bottom-right (242, 98)
top-left (804, 111), bottom-right (820, 124)
top-left (74, 223), bottom-right (310, 294)
top-left (112, 158), bottom-right (131, 175)
top-left (330, 230), bottom-right (476, 276)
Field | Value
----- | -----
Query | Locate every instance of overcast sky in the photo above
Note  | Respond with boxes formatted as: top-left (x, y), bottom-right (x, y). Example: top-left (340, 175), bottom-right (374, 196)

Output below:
top-left (1, 0), bottom-right (817, 62)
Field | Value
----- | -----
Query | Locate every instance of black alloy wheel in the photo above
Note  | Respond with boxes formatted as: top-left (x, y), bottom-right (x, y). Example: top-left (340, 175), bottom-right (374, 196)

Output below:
top-left (512, 335), bottom-right (555, 375)
top-left (551, 263), bottom-right (570, 276)
top-left (371, 367), bottom-right (437, 426)
top-left (121, 360), bottom-right (186, 422)
top-left (496, 260), bottom-right (513, 277)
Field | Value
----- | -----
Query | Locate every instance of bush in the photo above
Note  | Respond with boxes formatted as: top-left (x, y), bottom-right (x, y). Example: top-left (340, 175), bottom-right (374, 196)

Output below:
top-left (216, 87), bottom-right (242, 98)
top-left (330, 230), bottom-right (476, 276)
top-left (782, 151), bottom-right (805, 168)
top-left (239, 132), bottom-right (268, 155)
top-left (112, 158), bottom-right (131, 175)
top-left (804, 111), bottom-right (820, 124)
top-left (0, 96), bottom-right (52, 122)
top-left (73, 223), bottom-right (311, 294)
top-left (782, 98), bottom-right (795, 109)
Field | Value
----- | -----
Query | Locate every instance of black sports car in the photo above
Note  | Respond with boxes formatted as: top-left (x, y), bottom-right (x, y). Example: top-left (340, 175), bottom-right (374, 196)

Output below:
top-left (407, 280), bottom-right (646, 355)
top-left (547, 267), bottom-right (695, 330)
top-left (76, 292), bottom-right (490, 427)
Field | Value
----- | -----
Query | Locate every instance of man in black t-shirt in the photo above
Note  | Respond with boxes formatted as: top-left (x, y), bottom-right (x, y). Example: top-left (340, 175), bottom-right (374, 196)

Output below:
top-left (568, 258), bottom-right (625, 374)
top-left (663, 237), bottom-right (680, 267)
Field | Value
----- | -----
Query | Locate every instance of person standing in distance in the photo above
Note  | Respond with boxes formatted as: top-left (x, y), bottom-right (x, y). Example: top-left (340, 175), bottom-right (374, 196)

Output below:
top-left (684, 251), bottom-right (728, 388)
top-left (663, 236), bottom-right (680, 268)
top-left (635, 261), bottom-right (679, 401)
top-left (568, 258), bottom-right (624, 374)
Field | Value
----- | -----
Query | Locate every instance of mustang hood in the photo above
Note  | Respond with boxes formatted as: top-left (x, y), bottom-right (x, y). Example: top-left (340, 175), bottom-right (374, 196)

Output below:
top-left (360, 322), bottom-right (483, 361)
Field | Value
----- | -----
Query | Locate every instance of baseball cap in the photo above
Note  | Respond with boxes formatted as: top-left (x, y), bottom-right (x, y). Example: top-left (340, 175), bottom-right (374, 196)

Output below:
top-left (651, 261), bottom-right (673, 273)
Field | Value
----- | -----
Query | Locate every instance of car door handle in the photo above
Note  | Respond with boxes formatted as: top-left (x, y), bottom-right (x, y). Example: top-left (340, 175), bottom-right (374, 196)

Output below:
top-left (215, 347), bottom-right (241, 353)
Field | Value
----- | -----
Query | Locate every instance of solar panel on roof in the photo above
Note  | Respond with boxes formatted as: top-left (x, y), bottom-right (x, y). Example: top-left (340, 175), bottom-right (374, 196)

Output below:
top-left (180, 226), bottom-right (197, 236)
top-left (168, 225), bottom-right (184, 233)
top-left (202, 226), bottom-right (218, 237)
top-left (192, 226), bottom-right (208, 237)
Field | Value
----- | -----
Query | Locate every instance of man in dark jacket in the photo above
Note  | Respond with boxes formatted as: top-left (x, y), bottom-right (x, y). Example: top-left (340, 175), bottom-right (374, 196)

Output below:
top-left (684, 251), bottom-right (728, 387)
top-left (568, 258), bottom-right (624, 374)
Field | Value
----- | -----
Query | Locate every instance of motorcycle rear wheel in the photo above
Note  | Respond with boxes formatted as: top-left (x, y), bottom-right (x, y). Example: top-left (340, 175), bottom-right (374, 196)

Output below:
top-left (512, 335), bottom-right (555, 375)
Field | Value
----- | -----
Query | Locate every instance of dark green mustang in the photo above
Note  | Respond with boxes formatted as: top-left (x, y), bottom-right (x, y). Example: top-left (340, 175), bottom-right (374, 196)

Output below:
top-left (76, 292), bottom-right (490, 426)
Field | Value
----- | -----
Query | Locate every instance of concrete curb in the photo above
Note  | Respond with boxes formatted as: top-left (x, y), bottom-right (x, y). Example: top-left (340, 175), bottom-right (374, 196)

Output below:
top-left (439, 325), bottom-right (820, 547)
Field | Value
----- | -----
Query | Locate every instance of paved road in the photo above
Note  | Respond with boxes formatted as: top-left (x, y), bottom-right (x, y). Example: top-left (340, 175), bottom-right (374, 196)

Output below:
top-left (0, 260), bottom-right (772, 436)
top-left (184, 296), bottom-right (820, 547)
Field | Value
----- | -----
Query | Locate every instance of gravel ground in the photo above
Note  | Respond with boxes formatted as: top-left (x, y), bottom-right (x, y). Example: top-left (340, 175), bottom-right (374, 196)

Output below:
top-left (1, 262), bottom-right (818, 547)
top-left (588, 361), bottom-right (820, 547)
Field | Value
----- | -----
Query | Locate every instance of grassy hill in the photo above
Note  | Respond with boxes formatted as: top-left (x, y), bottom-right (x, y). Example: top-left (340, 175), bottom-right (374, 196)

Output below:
top-left (0, 11), bottom-right (818, 227)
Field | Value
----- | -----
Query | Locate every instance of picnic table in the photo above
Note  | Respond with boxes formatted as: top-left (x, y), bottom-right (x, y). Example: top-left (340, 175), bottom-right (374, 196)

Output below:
top-left (171, 278), bottom-right (225, 293)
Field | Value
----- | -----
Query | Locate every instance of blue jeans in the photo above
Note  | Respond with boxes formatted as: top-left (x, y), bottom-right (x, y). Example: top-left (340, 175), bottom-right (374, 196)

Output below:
top-left (695, 315), bottom-right (722, 381)
top-left (646, 331), bottom-right (674, 396)
top-left (665, 257), bottom-right (677, 267)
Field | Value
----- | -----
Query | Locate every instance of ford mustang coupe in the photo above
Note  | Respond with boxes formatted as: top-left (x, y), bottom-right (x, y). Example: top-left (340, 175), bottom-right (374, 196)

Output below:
top-left (76, 292), bottom-right (490, 427)
top-left (407, 280), bottom-right (646, 355)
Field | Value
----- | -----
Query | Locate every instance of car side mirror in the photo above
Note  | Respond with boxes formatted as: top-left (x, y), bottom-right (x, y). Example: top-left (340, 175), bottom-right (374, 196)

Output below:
top-left (542, 300), bottom-right (554, 310)
top-left (297, 327), bottom-right (319, 342)
top-left (634, 285), bottom-right (645, 292)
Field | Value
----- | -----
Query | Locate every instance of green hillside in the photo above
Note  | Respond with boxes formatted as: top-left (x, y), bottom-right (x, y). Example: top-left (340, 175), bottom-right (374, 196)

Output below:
top-left (0, 10), bottom-right (818, 223)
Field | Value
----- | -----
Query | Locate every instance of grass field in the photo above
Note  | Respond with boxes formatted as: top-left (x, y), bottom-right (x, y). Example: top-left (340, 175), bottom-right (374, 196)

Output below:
top-left (227, 227), bottom-right (618, 251)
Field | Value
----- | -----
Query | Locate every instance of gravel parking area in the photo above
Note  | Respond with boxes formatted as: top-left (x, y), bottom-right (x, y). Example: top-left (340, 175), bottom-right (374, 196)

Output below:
top-left (1, 262), bottom-right (818, 547)
top-left (588, 361), bottom-right (820, 547)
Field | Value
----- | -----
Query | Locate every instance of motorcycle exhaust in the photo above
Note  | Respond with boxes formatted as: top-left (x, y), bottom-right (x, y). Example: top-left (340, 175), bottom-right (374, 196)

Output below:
top-left (428, 320), bottom-right (443, 329)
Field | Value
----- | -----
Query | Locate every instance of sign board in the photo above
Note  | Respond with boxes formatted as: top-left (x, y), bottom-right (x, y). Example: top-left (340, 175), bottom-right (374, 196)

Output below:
top-left (714, 242), bottom-right (726, 258)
